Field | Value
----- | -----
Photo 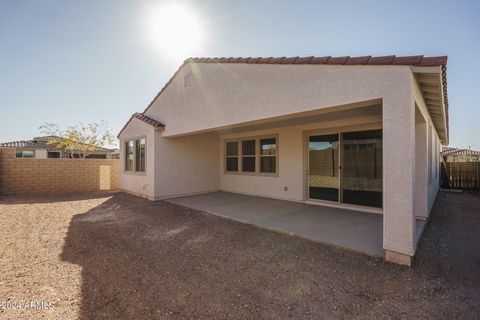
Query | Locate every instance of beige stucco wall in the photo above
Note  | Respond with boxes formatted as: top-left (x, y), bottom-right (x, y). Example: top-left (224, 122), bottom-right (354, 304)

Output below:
top-left (119, 119), bottom-right (220, 200)
top-left (0, 148), bottom-right (119, 195)
top-left (154, 133), bottom-right (220, 199)
top-left (118, 117), bottom-right (156, 199)
top-left (145, 63), bottom-right (414, 137)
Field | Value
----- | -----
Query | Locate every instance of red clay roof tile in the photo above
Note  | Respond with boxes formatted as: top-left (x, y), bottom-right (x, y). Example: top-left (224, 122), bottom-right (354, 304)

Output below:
top-left (281, 57), bottom-right (298, 64)
top-left (392, 55), bottom-right (424, 65)
top-left (419, 56), bottom-right (448, 66)
top-left (309, 56), bottom-right (331, 64)
top-left (327, 56), bottom-right (349, 64)
top-left (269, 57), bottom-right (285, 64)
top-left (133, 113), bottom-right (164, 128)
top-left (345, 56), bottom-right (370, 65)
top-left (117, 113), bottom-right (164, 138)
top-left (257, 57), bottom-right (272, 64)
top-left (366, 55), bottom-right (395, 65)
top-left (294, 56), bottom-right (314, 64)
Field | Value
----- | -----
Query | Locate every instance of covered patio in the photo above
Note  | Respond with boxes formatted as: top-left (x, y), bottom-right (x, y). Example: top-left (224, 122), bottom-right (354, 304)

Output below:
top-left (167, 192), bottom-right (426, 257)
top-left (168, 192), bottom-right (362, 256)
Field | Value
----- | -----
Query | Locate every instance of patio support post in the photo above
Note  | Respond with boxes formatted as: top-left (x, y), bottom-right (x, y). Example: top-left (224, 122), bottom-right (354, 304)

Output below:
top-left (383, 74), bottom-right (416, 266)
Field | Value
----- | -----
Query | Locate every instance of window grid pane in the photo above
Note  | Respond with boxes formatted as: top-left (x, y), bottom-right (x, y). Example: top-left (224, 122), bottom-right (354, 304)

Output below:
top-left (226, 141), bottom-right (239, 172)
top-left (260, 156), bottom-right (276, 173)
top-left (226, 141), bottom-right (238, 156)
top-left (242, 156), bottom-right (255, 172)
top-left (260, 138), bottom-right (276, 155)
top-left (226, 157), bottom-right (238, 171)
top-left (125, 141), bottom-right (134, 171)
top-left (135, 139), bottom-right (146, 172)
top-left (242, 140), bottom-right (256, 156)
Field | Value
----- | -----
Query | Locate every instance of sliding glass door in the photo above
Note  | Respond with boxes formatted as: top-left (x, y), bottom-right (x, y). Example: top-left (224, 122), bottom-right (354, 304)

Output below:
top-left (341, 130), bottom-right (382, 207)
top-left (308, 134), bottom-right (339, 202)
top-left (308, 130), bottom-right (382, 208)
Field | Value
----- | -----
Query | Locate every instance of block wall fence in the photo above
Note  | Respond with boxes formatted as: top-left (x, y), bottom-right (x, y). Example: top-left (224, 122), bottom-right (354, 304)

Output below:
top-left (0, 148), bottom-right (119, 195)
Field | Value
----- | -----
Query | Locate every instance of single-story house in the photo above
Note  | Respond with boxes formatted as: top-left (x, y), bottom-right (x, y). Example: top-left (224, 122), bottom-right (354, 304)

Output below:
top-left (118, 55), bottom-right (448, 265)
top-left (0, 135), bottom-right (117, 159)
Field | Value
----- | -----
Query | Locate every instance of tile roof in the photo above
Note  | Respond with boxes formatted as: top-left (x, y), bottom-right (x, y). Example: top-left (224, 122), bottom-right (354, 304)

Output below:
top-left (33, 135), bottom-right (114, 152)
top-left (33, 135), bottom-right (63, 141)
top-left (0, 141), bottom-right (49, 149)
top-left (1, 135), bottom-right (114, 152)
top-left (132, 113), bottom-right (165, 128)
top-left (185, 55), bottom-right (447, 66)
top-left (117, 112), bottom-right (164, 137)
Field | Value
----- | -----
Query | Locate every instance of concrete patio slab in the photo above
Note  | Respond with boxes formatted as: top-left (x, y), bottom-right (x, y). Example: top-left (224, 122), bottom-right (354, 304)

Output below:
top-left (204, 196), bottom-right (310, 224)
top-left (167, 191), bottom-right (386, 256)
top-left (165, 191), bottom-right (251, 210)
top-left (264, 205), bottom-right (384, 256)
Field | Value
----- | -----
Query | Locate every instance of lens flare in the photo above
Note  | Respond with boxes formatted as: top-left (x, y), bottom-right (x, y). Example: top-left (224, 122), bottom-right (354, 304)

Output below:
top-left (146, 2), bottom-right (206, 60)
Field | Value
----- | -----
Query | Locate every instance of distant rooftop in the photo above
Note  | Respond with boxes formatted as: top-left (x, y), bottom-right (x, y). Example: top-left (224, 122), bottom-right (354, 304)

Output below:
top-left (0, 135), bottom-right (114, 152)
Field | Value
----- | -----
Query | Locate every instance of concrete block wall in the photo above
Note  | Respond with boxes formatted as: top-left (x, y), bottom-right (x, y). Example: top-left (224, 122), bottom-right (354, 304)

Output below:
top-left (0, 148), bottom-right (119, 195)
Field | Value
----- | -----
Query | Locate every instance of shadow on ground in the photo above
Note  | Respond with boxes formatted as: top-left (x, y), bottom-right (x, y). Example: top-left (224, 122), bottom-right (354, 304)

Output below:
top-left (0, 191), bottom-right (117, 205)
top-left (60, 192), bottom-right (480, 319)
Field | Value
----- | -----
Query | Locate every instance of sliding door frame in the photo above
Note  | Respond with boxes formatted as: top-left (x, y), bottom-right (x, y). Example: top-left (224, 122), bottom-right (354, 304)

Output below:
top-left (303, 123), bottom-right (383, 213)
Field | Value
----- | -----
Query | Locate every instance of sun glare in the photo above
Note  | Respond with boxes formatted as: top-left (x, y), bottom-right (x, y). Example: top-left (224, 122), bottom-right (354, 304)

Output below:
top-left (146, 2), bottom-right (206, 61)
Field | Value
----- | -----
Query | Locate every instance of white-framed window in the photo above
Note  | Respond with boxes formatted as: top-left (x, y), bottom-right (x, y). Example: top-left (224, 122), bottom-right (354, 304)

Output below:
top-left (135, 139), bottom-right (146, 172)
top-left (15, 149), bottom-right (35, 158)
top-left (259, 137), bottom-right (277, 173)
top-left (241, 139), bottom-right (256, 172)
top-left (225, 141), bottom-right (239, 172)
top-left (125, 138), bottom-right (146, 173)
top-left (224, 135), bottom-right (278, 175)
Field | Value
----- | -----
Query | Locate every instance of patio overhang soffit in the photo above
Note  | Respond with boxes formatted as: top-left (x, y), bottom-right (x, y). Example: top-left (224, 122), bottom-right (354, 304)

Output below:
top-left (411, 62), bottom-right (449, 145)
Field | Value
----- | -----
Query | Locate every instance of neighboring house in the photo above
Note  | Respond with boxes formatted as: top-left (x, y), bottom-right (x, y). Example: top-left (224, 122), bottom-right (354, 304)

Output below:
top-left (0, 135), bottom-right (116, 159)
top-left (442, 147), bottom-right (480, 162)
top-left (118, 55), bottom-right (448, 265)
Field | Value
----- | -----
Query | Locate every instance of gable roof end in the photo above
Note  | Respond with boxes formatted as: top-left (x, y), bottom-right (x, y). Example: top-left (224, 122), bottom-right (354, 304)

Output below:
top-left (137, 54), bottom-right (448, 140)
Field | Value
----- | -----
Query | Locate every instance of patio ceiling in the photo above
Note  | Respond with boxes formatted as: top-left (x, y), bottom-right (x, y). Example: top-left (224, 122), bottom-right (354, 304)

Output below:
top-left (413, 66), bottom-right (449, 144)
top-left (213, 101), bottom-right (382, 136)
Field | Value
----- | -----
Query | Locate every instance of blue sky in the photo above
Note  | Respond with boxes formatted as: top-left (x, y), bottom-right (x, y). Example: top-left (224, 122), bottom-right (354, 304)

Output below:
top-left (0, 0), bottom-right (479, 148)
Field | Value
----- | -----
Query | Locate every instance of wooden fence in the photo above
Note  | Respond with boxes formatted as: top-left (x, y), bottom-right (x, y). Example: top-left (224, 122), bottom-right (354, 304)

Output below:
top-left (441, 161), bottom-right (480, 191)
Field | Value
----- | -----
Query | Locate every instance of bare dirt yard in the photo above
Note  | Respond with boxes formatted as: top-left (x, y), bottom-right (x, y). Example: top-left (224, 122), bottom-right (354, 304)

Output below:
top-left (0, 191), bottom-right (479, 319)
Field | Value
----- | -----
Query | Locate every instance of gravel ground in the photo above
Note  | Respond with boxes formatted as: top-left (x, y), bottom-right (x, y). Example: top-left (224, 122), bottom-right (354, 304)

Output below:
top-left (0, 191), bottom-right (479, 319)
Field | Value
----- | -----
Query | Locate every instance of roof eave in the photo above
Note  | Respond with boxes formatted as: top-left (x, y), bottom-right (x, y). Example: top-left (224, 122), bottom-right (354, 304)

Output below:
top-left (117, 113), bottom-right (165, 138)
top-left (411, 64), bottom-right (449, 145)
